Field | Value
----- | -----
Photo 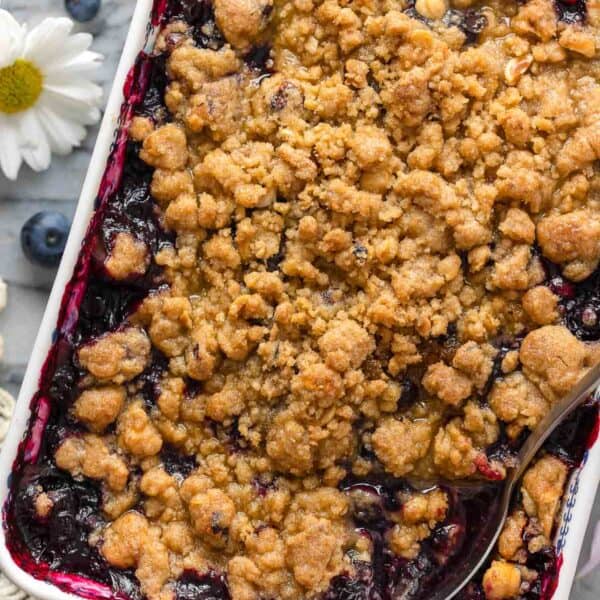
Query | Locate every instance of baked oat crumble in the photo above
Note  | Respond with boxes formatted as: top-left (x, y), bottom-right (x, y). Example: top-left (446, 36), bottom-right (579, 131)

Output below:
top-left (6, 1), bottom-right (600, 599)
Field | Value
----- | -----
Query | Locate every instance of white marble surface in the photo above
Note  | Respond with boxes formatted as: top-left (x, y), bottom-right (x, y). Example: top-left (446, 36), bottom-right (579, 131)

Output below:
top-left (0, 0), bottom-right (597, 598)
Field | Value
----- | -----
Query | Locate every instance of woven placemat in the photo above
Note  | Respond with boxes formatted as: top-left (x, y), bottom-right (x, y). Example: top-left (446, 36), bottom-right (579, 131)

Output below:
top-left (0, 388), bottom-right (35, 599)
top-left (0, 277), bottom-right (36, 599)
top-left (0, 575), bottom-right (34, 600)
top-left (0, 389), bottom-right (37, 599)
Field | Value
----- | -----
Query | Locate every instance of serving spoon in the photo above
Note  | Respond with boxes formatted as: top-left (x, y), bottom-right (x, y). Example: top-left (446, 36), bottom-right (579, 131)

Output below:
top-left (426, 360), bottom-right (600, 600)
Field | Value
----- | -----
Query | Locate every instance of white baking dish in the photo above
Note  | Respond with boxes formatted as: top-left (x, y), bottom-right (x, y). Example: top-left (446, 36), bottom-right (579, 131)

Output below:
top-left (0, 0), bottom-right (598, 598)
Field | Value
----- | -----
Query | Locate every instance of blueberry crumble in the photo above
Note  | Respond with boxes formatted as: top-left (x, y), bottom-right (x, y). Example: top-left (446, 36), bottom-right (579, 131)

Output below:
top-left (5, 0), bottom-right (600, 599)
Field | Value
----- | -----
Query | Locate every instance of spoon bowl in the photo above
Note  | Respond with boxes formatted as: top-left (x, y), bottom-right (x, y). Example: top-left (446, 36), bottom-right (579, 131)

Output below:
top-left (425, 361), bottom-right (600, 600)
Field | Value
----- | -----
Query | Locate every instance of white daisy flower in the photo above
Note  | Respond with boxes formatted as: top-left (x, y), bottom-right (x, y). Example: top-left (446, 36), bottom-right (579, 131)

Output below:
top-left (0, 9), bottom-right (103, 180)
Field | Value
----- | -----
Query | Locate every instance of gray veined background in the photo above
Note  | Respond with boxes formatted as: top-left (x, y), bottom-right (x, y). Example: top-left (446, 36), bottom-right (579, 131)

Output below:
top-left (0, 0), bottom-right (597, 597)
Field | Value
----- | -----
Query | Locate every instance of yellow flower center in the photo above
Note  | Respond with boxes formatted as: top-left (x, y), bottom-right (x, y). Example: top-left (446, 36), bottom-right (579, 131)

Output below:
top-left (0, 59), bottom-right (43, 114)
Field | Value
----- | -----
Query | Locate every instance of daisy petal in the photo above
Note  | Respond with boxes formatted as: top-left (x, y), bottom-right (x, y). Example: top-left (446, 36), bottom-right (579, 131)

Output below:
top-left (0, 9), bottom-right (26, 69)
top-left (43, 80), bottom-right (103, 106)
top-left (0, 11), bottom-right (104, 178)
top-left (44, 50), bottom-right (104, 79)
top-left (36, 98), bottom-right (86, 154)
top-left (86, 106), bottom-right (101, 124)
top-left (33, 32), bottom-right (99, 73)
top-left (23, 17), bottom-right (75, 69)
top-left (41, 89), bottom-right (102, 126)
top-left (19, 109), bottom-right (52, 173)
top-left (0, 114), bottom-right (23, 180)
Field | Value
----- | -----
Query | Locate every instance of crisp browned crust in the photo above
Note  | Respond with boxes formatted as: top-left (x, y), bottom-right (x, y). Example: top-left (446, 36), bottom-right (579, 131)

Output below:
top-left (50, 1), bottom-right (600, 598)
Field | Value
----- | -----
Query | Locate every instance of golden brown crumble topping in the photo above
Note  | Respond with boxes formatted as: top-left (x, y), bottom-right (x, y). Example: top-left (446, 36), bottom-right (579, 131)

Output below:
top-left (72, 386), bottom-right (126, 433)
top-left (77, 327), bottom-right (151, 384)
top-left (105, 232), bottom-right (150, 281)
top-left (482, 560), bottom-right (522, 600)
top-left (49, 0), bottom-right (600, 598)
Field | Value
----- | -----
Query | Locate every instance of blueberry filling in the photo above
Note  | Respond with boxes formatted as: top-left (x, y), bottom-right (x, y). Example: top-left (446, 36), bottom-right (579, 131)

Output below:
top-left (175, 570), bottom-right (231, 600)
top-left (75, 282), bottom-right (147, 344)
top-left (4, 12), bottom-right (174, 597)
top-left (12, 464), bottom-right (102, 568)
top-left (166, 0), bottom-right (226, 50)
top-left (344, 484), bottom-right (398, 529)
top-left (136, 54), bottom-right (170, 121)
top-left (554, 0), bottom-right (587, 24)
top-left (4, 1), bottom-right (600, 599)
top-left (480, 335), bottom-right (524, 400)
top-left (323, 562), bottom-right (379, 600)
top-left (397, 378), bottom-right (420, 409)
top-left (266, 234), bottom-right (286, 272)
top-left (245, 44), bottom-right (273, 73)
top-left (562, 277), bottom-right (600, 341)
top-left (341, 382), bottom-right (597, 599)
top-left (49, 361), bottom-right (83, 408)
top-left (544, 402), bottom-right (598, 467)
top-left (252, 473), bottom-right (278, 496)
top-left (443, 9), bottom-right (488, 44)
top-left (9, 463), bottom-right (143, 600)
top-left (403, 1), bottom-right (487, 45)
top-left (544, 261), bottom-right (600, 341)
top-left (137, 349), bottom-right (170, 409)
top-left (334, 478), bottom-right (507, 600)
top-left (100, 140), bottom-right (173, 260)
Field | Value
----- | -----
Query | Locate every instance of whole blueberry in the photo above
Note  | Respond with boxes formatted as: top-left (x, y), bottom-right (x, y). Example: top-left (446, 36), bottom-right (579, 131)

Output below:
top-left (65, 0), bottom-right (102, 22)
top-left (21, 211), bottom-right (71, 268)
